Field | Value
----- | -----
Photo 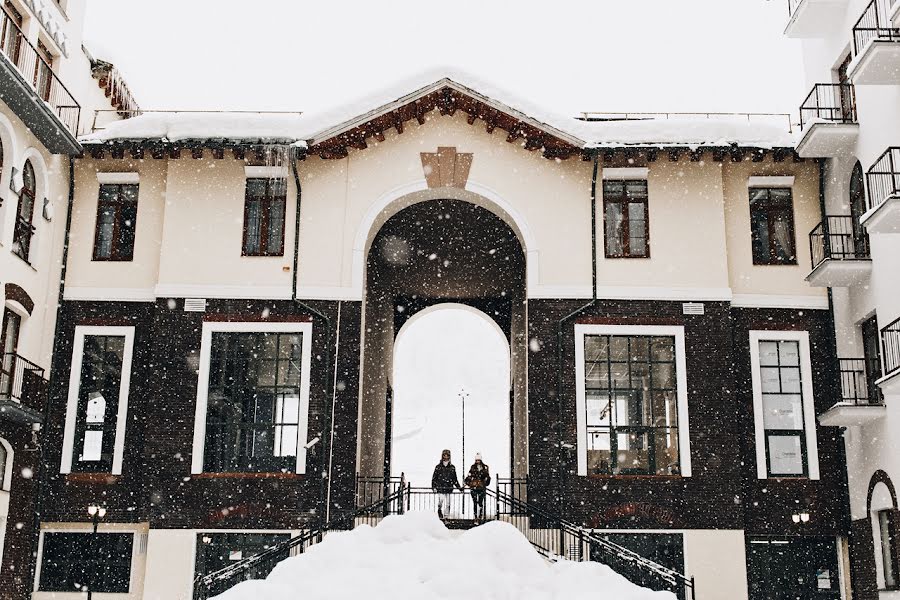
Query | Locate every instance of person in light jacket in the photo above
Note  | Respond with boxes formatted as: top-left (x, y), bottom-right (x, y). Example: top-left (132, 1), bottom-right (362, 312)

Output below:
top-left (465, 453), bottom-right (491, 522)
top-left (431, 449), bottom-right (462, 519)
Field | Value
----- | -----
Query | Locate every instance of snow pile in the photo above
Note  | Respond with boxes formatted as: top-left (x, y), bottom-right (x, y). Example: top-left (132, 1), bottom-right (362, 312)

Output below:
top-left (213, 511), bottom-right (675, 600)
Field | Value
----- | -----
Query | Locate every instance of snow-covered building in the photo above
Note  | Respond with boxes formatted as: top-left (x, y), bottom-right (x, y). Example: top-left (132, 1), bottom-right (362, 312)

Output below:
top-left (23, 68), bottom-right (861, 600)
top-left (0, 0), bottom-right (136, 596)
top-left (785, 0), bottom-right (900, 598)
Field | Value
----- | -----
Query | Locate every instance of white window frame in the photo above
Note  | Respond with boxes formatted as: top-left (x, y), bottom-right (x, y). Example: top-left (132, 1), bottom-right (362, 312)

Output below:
top-left (749, 330), bottom-right (820, 480)
top-left (191, 321), bottom-right (313, 475)
top-left (574, 324), bottom-right (692, 477)
top-left (61, 326), bottom-right (135, 475)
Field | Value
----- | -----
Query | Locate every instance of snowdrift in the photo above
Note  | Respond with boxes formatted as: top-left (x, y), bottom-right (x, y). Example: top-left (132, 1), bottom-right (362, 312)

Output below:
top-left (213, 511), bottom-right (675, 600)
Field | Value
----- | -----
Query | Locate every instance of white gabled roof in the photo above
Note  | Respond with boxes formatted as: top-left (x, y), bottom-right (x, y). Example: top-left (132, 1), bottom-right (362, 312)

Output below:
top-left (80, 67), bottom-right (797, 149)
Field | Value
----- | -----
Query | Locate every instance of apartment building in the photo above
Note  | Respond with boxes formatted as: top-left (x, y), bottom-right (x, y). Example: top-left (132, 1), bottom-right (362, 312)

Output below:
top-left (785, 0), bottom-right (900, 598)
top-left (0, 0), bottom-right (134, 596)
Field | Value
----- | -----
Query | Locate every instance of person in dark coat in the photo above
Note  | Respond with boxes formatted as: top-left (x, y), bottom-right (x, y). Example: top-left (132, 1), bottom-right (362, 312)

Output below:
top-left (465, 453), bottom-right (491, 522)
top-left (431, 449), bottom-right (462, 519)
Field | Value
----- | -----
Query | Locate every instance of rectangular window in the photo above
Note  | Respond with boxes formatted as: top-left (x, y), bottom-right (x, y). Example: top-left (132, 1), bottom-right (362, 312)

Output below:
top-left (604, 180), bottom-right (649, 258)
top-left (93, 183), bottom-right (138, 261)
top-left (62, 326), bottom-right (135, 475)
top-left (194, 532), bottom-right (289, 598)
top-left (750, 187), bottom-right (797, 265)
top-left (192, 322), bottom-right (312, 474)
top-left (750, 331), bottom-right (819, 480)
top-left (575, 325), bottom-right (690, 477)
top-left (880, 509), bottom-right (899, 589)
top-left (0, 309), bottom-right (21, 399)
top-left (242, 178), bottom-right (286, 256)
top-left (38, 531), bottom-right (133, 593)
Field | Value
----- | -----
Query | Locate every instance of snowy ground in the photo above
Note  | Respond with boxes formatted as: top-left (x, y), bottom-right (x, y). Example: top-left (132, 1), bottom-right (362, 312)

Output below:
top-left (214, 511), bottom-right (675, 600)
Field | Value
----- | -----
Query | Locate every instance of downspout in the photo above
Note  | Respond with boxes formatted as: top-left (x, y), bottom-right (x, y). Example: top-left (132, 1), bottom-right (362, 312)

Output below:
top-left (290, 149), bottom-right (335, 527)
top-left (554, 152), bottom-right (600, 519)
top-left (28, 154), bottom-right (76, 590)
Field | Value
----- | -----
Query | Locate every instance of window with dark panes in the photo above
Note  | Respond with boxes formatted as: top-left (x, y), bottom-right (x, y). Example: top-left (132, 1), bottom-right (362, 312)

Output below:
top-left (758, 340), bottom-right (807, 477)
top-left (0, 309), bottom-right (21, 400)
top-left (93, 183), bottom-right (139, 261)
top-left (750, 187), bottom-right (796, 265)
top-left (604, 180), bottom-right (649, 258)
top-left (582, 335), bottom-right (679, 475)
top-left (73, 335), bottom-right (125, 472)
top-left (880, 509), bottom-right (899, 589)
top-left (194, 532), bottom-right (289, 598)
top-left (242, 177), bottom-right (286, 256)
top-left (204, 331), bottom-right (303, 472)
top-left (38, 532), bottom-right (133, 593)
top-left (12, 160), bottom-right (36, 262)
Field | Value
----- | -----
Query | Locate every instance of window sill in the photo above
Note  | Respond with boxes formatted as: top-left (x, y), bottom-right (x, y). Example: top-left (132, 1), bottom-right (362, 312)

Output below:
top-left (65, 473), bottom-right (119, 484)
top-left (585, 474), bottom-right (683, 480)
top-left (192, 472), bottom-right (303, 480)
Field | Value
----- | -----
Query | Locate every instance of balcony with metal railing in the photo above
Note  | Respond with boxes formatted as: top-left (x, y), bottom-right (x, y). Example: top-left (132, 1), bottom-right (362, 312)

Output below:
top-left (850, 0), bottom-right (900, 84)
top-left (785, 0), bottom-right (848, 38)
top-left (879, 316), bottom-right (900, 396)
top-left (796, 84), bottom-right (858, 158)
top-left (0, 8), bottom-right (80, 153)
top-left (820, 358), bottom-right (886, 426)
top-left (0, 352), bottom-right (47, 424)
top-left (806, 215), bottom-right (871, 286)
top-left (863, 147), bottom-right (900, 233)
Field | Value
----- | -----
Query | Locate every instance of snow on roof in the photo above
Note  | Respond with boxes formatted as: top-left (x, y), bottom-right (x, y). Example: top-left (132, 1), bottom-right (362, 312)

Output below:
top-left (213, 511), bottom-right (674, 600)
top-left (80, 67), bottom-right (796, 149)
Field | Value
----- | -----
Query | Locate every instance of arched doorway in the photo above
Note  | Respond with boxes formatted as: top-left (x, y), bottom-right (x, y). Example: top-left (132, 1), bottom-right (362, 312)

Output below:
top-left (391, 304), bottom-right (511, 486)
top-left (356, 197), bottom-right (528, 487)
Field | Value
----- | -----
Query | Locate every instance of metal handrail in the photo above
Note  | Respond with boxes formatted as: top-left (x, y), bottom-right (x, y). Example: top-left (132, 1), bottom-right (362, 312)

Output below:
top-left (0, 9), bottom-right (80, 135)
top-left (853, 0), bottom-right (900, 55)
top-left (799, 84), bottom-right (857, 128)
top-left (0, 352), bottom-right (44, 403)
top-left (788, 0), bottom-right (804, 17)
top-left (882, 316), bottom-right (900, 378)
top-left (837, 358), bottom-right (884, 405)
top-left (808, 215), bottom-right (870, 269)
top-left (866, 147), bottom-right (900, 211)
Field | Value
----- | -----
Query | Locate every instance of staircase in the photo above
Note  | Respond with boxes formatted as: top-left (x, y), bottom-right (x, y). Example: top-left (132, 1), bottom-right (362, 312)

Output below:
top-left (194, 477), bottom-right (696, 600)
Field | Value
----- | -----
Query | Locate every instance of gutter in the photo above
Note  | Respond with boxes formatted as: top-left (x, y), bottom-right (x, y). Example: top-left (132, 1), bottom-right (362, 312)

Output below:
top-left (289, 151), bottom-right (335, 526)
top-left (28, 154), bottom-right (77, 589)
top-left (554, 153), bottom-right (600, 518)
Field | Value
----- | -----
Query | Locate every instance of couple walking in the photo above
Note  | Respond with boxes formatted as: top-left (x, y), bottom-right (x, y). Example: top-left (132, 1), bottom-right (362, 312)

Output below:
top-left (431, 449), bottom-right (491, 522)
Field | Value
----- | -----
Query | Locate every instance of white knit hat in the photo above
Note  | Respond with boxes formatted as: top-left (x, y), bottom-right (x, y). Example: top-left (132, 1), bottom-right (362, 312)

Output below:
top-left (475, 453), bottom-right (482, 461)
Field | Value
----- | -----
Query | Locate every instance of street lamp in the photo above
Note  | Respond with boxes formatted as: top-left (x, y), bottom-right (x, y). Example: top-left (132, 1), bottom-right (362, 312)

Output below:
top-left (458, 388), bottom-right (470, 466)
top-left (86, 505), bottom-right (106, 600)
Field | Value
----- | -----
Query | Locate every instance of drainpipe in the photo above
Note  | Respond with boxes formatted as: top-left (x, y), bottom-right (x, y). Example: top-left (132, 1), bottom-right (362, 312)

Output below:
top-left (28, 154), bottom-right (76, 591)
top-left (554, 153), bottom-right (600, 522)
top-left (289, 149), bottom-right (335, 527)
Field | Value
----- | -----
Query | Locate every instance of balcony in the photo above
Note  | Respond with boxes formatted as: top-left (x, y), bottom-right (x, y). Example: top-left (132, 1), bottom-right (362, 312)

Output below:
top-left (806, 216), bottom-right (871, 286)
top-left (863, 148), bottom-right (900, 233)
top-left (785, 0), bottom-right (847, 38)
top-left (878, 317), bottom-right (900, 396)
top-left (819, 358), bottom-right (885, 426)
top-left (850, 0), bottom-right (900, 85)
top-left (0, 352), bottom-right (46, 424)
top-left (796, 84), bottom-right (858, 158)
top-left (0, 8), bottom-right (80, 154)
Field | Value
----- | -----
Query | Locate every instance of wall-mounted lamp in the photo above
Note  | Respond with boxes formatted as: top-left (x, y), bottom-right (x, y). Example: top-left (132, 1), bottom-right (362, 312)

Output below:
top-left (791, 512), bottom-right (810, 524)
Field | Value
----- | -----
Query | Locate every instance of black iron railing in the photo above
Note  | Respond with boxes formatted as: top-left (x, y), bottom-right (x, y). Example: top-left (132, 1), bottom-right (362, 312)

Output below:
top-left (853, 0), bottom-right (900, 55)
top-left (882, 317), bottom-right (900, 378)
top-left (799, 84), bottom-right (857, 128)
top-left (809, 216), bottom-right (870, 269)
top-left (0, 9), bottom-right (80, 135)
top-left (838, 358), bottom-right (884, 405)
top-left (355, 475), bottom-right (405, 515)
top-left (0, 352), bottom-right (44, 404)
top-left (866, 147), bottom-right (900, 212)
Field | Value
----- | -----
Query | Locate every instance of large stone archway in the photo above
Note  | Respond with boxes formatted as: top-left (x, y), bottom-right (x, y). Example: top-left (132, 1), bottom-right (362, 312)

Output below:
top-left (356, 196), bottom-right (529, 484)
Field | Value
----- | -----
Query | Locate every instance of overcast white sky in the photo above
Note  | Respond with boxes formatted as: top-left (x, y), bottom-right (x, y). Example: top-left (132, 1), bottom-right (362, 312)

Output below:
top-left (84, 0), bottom-right (804, 116)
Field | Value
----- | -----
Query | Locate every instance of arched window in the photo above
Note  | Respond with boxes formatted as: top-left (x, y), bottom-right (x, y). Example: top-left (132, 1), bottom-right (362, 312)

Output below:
top-left (849, 162), bottom-right (869, 256)
top-left (13, 159), bottom-right (35, 262)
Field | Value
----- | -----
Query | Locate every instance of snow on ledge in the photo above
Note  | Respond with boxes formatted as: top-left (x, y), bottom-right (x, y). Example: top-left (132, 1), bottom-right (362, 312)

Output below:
top-left (80, 67), bottom-right (797, 150)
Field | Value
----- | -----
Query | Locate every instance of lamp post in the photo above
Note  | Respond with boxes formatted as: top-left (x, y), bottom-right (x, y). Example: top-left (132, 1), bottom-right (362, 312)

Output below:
top-left (86, 504), bottom-right (106, 600)
top-left (458, 388), bottom-right (469, 466)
